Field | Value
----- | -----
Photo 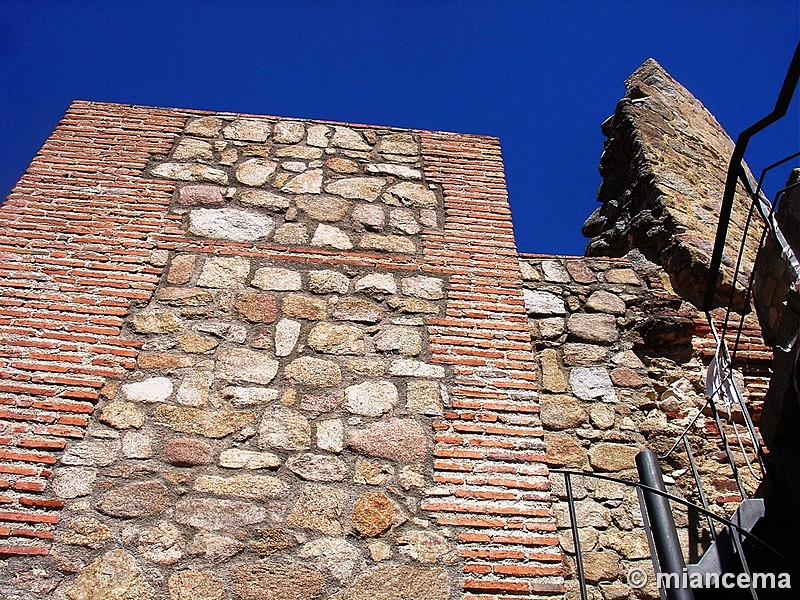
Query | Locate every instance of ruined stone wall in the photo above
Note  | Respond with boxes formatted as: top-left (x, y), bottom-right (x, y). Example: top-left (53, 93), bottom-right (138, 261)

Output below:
top-left (520, 253), bottom-right (770, 599)
top-left (0, 102), bottom-right (560, 599)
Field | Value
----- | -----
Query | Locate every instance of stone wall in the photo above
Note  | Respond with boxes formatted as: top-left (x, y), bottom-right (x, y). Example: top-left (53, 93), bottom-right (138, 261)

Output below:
top-left (520, 253), bottom-right (770, 599)
top-left (0, 103), bottom-right (560, 599)
top-left (582, 59), bottom-right (763, 310)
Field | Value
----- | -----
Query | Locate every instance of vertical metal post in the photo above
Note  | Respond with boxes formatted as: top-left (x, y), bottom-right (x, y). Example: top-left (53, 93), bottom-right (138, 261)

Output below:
top-left (636, 449), bottom-right (695, 600)
top-left (564, 473), bottom-right (588, 600)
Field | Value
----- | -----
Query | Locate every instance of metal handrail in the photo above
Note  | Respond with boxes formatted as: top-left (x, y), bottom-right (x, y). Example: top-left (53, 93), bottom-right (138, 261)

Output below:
top-left (703, 41), bottom-right (800, 312)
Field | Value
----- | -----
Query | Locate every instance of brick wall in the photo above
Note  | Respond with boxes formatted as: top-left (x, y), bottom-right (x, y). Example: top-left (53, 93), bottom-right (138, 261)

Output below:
top-left (0, 102), bottom-right (562, 599)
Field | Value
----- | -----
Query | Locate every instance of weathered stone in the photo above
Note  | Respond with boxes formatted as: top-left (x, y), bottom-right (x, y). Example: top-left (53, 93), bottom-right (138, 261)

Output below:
top-left (153, 405), bottom-right (258, 438)
top-left (544, 431), bottom-right (587, 467)
top-left (152, 162), bottom-right (228, 184)
top-left (398, 465), bottom-right (426, 489)
top-left (251, 267), bottom-right (302, 291)
top-left (406, 380), bottom-right (442, 415)
top-left (368, 542), bottom-right (392, 562)
top-left (588, 443), bottom-right (640, 472)
top-left (273, 222), bottom-right (309, 244)
top-left (163, 437), bottom-right (213, 466)
top-left (563, 343), bottom-right (611, 365)
top-left (352, 203), bottom-right (385, 229)
top-left (388, 207), bottom-right (420, 233)
top-left (186, 116), bottom-right (222, 137)
top-left (61, 440), bottom-right (120, 467)
top-left (189, 208), bottom-right (274, 242)
top-left (333, 297), bottom-right (383, 322)
top-left (189, 531), bottom-right (243, 561)
top-left (386, 296), bottom-right (439, 314)
top-left (355, 273), bottom-right (397, 295)
top-left (167, 254), bottom-right (197, 284)
top-left (197, 256), bottom-right (251, 288)
top-left (359, 233), bottom-right (416, 254)
top-left (348, 418), bottom-right (427, 462)
top-left (121, 377), bottom-right (174, 403)
top-left (374, 326), bottom-right (422, 356)
top-left (383, 182), bottom-right (437, 208)
top-left (282, 169), bottom-right (323, 194)
top-left (284, 356), bottom-right (342, 387)
top-left (65, 550), bottom-right (152, 600)
top-left (331, 126), bottom-right (371, 150)
top-left (137, 354), bottom-right (196, 370)
top-left (223, 118), bottom-right (270, 142)
top-left (176, 371), bottom-right (213, 406)
top-left (585, 290), bottom-right (626, 314)
top-left (401, 276), bottom-right (444, 300)
top-left (219, 386), bottom-right (279, 407)
top-left (317, 418), bottom-right (344, 453)
top-left (99, 401), bottom-right (145, 429)
top-left (244, 529), bottom-right (295, 559)
top-left (157, 286), bottom-right (213, 306)
top-left (540, 259), bottom-right (571, 283)
top-left (308, 322), bottom-right (366, 355)
top-left (235, 158), bottom-right (276, 186)
top-left (131, 310), bottom-right (182, 334)
top-left (388, 359), bottom-right (445, 378)
top-left (287, 453), bottom-right (348, 482)
top-left (540, 348), bottom-right (567, 393)
top-left (122, 431), bottom-right (153, 459)
top-left (234, 290), bottom-right (278, 323)
top-left (611, 366), bottom-right (646, 387)
top-left (309, 269), bottom-right (350, 294)
top-left (354, 458), bottom-right (394, 485)
top-left (397, 531), bottom-right (454, 563)
top-left (97, 480), bottom-right (169, 518)
top-left (52, 467), bottom-right (97, 498)
top-left (567, 312), bottom-right (619, 343)
top-left (540, 395), bottom-right (588, 429)
top-left (60, 517), bottom-right (112, 549)
top-left (178, 184), bottom-right (225, 207)
top-left (259, 406), bottom-right (311, 450)
top-left (296, 194), bottom-right (351, 221)
top-left (175, 498), bottom-right (267, 530)
top-left (377, 133), bottom-right (418, 155)
top-left (523, 289), bottom-right (566, 315)
top-left (276, 144), bottom-right (324, 159)
top-left (351, 491), bottom-right (399, 537)
top-left (419, 208), bottom-right (438, 228)
top-left (333, 564), bottom-right (449, 600)
top-left (270, 319), bottom-right (300, 357)
top-left (590, 405), bottom-right (616, 429)
top-left (138, 521), bottom-right (184, 566)
top-left (286, 485), bottom-right (348, 535)
top-left (570, 367), bottom-right (618, 403)
top-left (325, 177), bottom-right (385, 201)
top-left (311, 223), bottom-right (353, 249)
top-left (327, 156), bottom-right (360, 173)
top-left (219, 448), bottom-right (281, 469)
top-left (366, 164), bottom-right (421, 179)
top-left (217, 347), bottom-right (279, 384)
top-left (168, 570), bottom-right (224, 600)
top-left (344, 380), bottom-right (398, 417)
top-left (230, 561), bottom-right (326, 600)
top-left (600, 530), bottom-right (651, 560)
top-left (298, 537), bottom-right (365, 582)
top-left (273, 120), bottom-right (305, 143)
top-left (535, 317), bottom-right (566, 339)
top-left (582, 549), bottom-right (620, 584)
top-left (284, 294), bottom-right (334, 323)
top-left (238, 188), bottom-right (291, 210)
top-left (177, 332), bottom-right (219, 353)
top-left (194, 473), bottom-right (288, 499)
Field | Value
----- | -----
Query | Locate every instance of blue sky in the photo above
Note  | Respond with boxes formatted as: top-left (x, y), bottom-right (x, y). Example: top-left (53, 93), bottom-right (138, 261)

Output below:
top-left (1, 2), bottom-right (798, 255)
